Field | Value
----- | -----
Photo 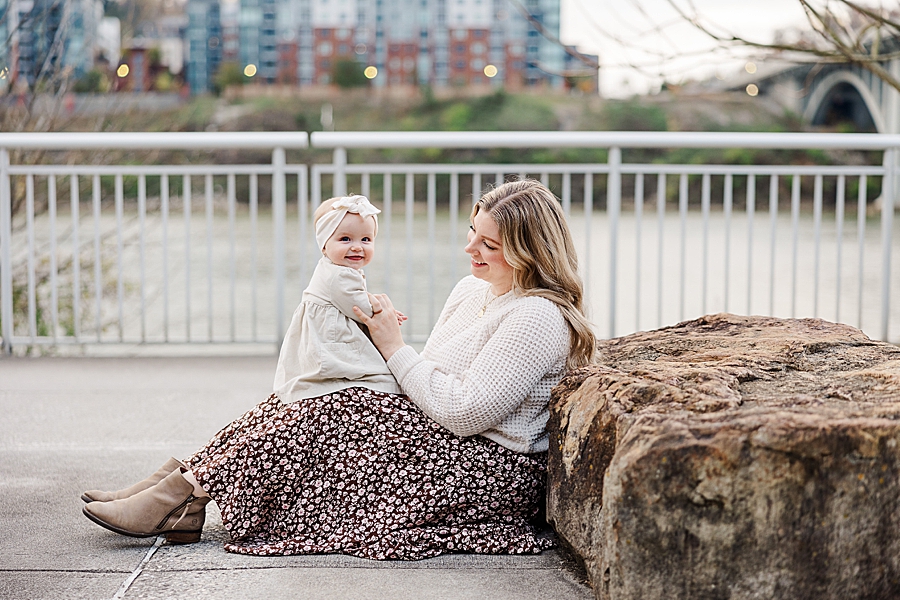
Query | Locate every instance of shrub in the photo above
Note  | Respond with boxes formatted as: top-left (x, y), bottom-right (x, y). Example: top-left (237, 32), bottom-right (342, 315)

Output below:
top-left (213, 63), bottom-right (245, 95)
top-left (333, 59), bottom-right (368, 88)
top-left (73, 69), bottom-right (109, 93)
top-left (602, 101), bottom-right (668, 131)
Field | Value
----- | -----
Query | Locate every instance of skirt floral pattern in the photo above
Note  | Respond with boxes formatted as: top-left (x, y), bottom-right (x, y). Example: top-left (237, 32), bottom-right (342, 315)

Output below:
top-left (186, 388), bottom-right (554, 560)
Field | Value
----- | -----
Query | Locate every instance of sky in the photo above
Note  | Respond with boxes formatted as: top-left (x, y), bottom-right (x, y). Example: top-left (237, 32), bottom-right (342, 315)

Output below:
top-left (558, 0), bottom-right (811, 97)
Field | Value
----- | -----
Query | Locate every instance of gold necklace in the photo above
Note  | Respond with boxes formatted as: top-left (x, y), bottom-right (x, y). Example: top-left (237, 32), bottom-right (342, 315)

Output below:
top-left (477, 288), bottom-right (501, 318)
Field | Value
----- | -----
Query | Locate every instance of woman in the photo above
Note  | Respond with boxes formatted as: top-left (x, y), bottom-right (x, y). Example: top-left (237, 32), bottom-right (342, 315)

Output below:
top-left (81, 179), bottom-right (596, 559)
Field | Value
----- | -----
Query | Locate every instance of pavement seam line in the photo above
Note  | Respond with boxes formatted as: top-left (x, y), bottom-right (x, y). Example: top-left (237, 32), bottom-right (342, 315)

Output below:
top-left (111, 536), bottom-right (164, 599)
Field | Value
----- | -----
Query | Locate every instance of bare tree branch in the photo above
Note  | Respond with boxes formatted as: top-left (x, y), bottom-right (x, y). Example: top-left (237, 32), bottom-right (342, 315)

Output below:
top-left (841, 0), bottom-right (900, 31)
top-left (664, 0), bottom-right (900, 93)
top-left (564, 0), bottom-right (742, 86)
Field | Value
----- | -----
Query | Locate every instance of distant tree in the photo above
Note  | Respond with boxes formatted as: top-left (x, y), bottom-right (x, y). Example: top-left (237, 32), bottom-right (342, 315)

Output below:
top-left (440, 103), bottom-right (473, 130)
top-left (333, 59), bottom-right (368, 88)
top-left (0, 0), bottom-right (83, 218)
top-left (213, 63), bottom-right (245, 95)
top-left (73, 69), bottom-right (110, 93)
top-left (154, 71), bottom-right (174, 92)
top-left (148, 47), bottom-right (162, 68)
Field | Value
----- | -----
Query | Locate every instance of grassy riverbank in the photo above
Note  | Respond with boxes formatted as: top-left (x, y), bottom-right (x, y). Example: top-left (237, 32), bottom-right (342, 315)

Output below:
top-left (18, 87), bottom-right (880, 188)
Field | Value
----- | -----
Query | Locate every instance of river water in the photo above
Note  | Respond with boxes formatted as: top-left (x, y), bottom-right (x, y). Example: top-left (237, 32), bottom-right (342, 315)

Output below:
top-left (9, 200), bottom-right (900, 354)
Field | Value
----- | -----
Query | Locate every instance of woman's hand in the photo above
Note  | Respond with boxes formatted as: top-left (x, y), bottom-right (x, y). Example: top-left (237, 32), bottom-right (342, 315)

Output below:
top-left (354, 293), bottom-right (406, 361)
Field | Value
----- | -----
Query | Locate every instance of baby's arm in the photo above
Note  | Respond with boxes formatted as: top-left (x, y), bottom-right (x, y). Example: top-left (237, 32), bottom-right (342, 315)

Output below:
top-left (329, 268), bottom-right (373, 322)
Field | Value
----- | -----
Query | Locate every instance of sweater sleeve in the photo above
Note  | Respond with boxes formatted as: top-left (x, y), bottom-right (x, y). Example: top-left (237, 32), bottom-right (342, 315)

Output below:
top-left (328, 267), bottom-right (373, 322)
top-left (432, 276), bottom-right (479, 327)
top-left (387, 298), bottom-right (569, 437)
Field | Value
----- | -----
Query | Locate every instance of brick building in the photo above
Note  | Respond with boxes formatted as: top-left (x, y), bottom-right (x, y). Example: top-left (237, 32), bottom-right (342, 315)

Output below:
top-left (188, 0), bottom-right (597, 93)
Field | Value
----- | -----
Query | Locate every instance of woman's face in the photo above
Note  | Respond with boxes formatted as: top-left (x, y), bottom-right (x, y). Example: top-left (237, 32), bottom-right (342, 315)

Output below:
top-left (465, 209), bottom-right (514, 294)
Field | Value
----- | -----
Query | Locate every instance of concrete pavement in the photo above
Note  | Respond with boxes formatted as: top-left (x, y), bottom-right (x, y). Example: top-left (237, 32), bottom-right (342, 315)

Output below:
top-left (0, 356), bottom-right (592, 600)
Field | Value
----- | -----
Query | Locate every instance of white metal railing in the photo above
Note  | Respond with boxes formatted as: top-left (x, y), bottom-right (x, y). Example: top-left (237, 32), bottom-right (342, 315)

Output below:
top-left (0, 133), bottom-right (308, 352)
top-left (1, 131), bottom-right (897, 354)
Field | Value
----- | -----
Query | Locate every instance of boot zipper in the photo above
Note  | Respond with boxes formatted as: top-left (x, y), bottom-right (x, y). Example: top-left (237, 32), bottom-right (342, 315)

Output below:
top-left (156, 495), bottom-right (196, 530)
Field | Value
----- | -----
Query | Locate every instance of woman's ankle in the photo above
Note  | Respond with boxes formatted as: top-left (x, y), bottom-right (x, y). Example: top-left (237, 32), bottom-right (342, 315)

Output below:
top-left (180, 469), bottom-right (210, 498)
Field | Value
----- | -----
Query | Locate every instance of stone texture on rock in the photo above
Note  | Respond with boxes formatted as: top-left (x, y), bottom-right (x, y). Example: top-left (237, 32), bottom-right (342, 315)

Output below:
top-left (547, 313), bottom-right (900, 600)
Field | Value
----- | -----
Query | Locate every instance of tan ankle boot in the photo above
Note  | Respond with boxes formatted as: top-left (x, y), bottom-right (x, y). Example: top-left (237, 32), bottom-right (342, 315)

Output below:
top-left (81, 457), bottom-right (185, 503)
top-left (82, 469), bottom-right (210, 544)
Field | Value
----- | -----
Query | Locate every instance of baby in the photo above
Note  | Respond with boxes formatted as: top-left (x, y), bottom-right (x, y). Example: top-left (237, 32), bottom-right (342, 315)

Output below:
top-left (273, 195), bottom-right (403, 403)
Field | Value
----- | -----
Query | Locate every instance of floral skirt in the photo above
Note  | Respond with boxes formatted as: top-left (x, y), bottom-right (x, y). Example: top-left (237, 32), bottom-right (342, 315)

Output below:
top-left (186, 388), bottom-right (554, 560)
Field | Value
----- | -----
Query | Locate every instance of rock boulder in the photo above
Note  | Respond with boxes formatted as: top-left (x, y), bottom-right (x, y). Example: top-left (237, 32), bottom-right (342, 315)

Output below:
top-left (547, 313), bottom-right (900, 600)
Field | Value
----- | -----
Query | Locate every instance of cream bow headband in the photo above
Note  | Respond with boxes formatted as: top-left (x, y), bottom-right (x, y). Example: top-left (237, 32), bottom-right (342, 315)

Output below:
top-left (315, 195), bottom-right (381, 250)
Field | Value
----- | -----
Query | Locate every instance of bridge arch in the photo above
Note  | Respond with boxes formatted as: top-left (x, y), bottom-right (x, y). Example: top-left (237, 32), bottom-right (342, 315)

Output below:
top-left (803, 70), bottom-right (886, 133)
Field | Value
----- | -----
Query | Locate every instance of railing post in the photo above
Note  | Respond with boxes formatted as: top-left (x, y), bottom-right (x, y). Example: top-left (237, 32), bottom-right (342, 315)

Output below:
top-left (0, 148), bottom-right (11, 354)
top-left (333, 147), bottom-right (347, 197)
top-left (273, 147), bottom-right (287, 348)
top-left (607, 146), bottom-right (621, 339)
top-left (881, 147), bottom-right (895, 342)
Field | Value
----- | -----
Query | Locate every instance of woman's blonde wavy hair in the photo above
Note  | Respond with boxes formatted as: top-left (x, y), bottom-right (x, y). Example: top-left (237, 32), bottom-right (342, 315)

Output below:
top-left (473, 179), bottom-right (596, 369)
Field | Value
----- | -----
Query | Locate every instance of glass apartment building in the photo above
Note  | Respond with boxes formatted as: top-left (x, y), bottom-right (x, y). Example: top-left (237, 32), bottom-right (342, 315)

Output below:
top-left (188, 0), bottom-right (588, 92)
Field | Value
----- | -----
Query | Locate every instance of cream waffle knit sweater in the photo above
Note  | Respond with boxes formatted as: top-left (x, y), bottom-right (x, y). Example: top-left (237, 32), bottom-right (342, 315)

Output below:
top-left (387, 275), bottom-right (570, 453)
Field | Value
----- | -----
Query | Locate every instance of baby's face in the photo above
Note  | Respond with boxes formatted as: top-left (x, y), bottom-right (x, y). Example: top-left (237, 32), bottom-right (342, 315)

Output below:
top-left (323, 212), bottom-right (376, 269)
